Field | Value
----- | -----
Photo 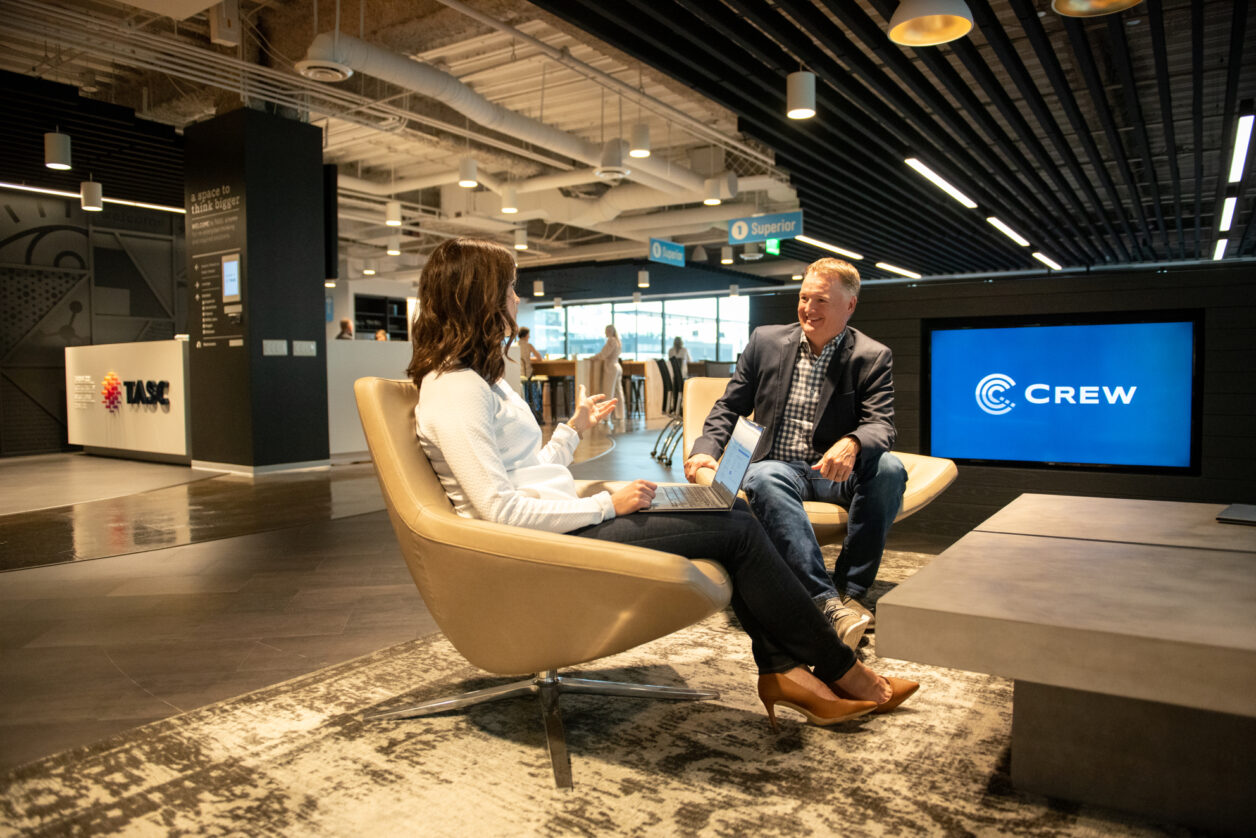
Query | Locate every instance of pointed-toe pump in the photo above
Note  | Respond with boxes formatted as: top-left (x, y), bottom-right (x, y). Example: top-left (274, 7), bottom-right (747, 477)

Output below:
top-left (832, 676), bottom-right (920, 715)
top-left (757, 673), bottom-right (878, 731)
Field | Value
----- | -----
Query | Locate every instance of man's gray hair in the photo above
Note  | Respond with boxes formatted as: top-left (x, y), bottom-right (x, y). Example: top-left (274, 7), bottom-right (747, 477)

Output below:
top-left (805, 258), bottom-right (860, 298)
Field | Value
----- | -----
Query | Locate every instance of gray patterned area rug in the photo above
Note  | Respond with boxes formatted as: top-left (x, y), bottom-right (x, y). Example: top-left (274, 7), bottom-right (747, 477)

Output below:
top-left (1, 551), bottom-right (1189, 837)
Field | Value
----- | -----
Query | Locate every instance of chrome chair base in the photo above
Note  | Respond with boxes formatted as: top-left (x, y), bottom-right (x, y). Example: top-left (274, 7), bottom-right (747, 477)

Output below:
top-left (368, 669), bottom-right (718, 788)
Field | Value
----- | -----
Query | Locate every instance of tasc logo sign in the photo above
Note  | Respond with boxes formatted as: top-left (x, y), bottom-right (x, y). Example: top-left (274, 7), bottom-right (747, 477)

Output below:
top-left (99, 371), bottom-right (171, 411)
top-left (974, 372), bottom-right (1138, 416)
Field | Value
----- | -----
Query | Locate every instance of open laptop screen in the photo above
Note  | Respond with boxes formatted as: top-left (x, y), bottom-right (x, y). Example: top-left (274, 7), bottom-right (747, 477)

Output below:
top-left (713, 418), bottom-right (762, 501)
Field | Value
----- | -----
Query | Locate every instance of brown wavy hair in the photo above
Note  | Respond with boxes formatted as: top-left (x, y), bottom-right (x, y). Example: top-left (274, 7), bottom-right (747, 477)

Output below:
top-left (407, 237), bottom-right (517, 387)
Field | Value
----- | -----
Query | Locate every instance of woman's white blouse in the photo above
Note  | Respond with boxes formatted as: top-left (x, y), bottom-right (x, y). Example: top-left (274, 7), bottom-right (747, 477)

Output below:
top-left (415, 368), bottom-right (615, 533)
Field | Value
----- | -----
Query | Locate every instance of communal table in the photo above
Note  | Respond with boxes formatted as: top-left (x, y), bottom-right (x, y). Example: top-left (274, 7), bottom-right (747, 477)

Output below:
top-left (877, 493), bottom-right (1256, 833)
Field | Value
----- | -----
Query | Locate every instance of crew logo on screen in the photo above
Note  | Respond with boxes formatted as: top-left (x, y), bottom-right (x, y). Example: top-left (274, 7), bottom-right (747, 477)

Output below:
top-left (975, 373), bottom-right (1016, 415)
top-left (101, 371), bottom-right (123, 412)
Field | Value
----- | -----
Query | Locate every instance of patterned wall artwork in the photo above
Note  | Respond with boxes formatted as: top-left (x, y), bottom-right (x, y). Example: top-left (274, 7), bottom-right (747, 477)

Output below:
top-left (0, 190), bottom-right (183, 456)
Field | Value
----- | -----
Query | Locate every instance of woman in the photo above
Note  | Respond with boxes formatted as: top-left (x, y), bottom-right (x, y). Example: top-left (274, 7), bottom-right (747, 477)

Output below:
top-left (669, 336), bottom-right (692, 378)
top-left (589, 324), bottom-right (625, 422)
top-left (517, 326), bottom-right (545, 417)
top-left (407, 238), bottom-right (917, 729)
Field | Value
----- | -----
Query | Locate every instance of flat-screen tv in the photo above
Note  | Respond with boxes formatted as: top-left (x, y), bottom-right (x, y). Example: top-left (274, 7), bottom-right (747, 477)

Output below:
top-left (922, 310), bottom-right (1202, 473)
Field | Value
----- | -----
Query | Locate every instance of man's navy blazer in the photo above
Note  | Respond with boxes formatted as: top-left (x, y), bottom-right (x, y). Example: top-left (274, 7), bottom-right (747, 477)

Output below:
top-left (691, 323), bottom-right (897, 467)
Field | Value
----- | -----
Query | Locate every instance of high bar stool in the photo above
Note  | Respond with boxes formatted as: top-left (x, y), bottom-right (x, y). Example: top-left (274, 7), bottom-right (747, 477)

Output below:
top-left (623, 373), bottom-right (645, 418)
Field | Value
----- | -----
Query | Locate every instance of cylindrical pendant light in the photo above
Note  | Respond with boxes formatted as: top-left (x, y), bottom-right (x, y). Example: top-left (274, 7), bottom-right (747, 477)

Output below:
top-left (533, 279), bottom-right (544, 297)
top-left (703, 178), bottom-right (722, 206)
top-left (1051, 0), bottom-right (1144, 17)
top-left (629, 123), bottom-right (651, 159)
top-left (385, 200), bottom-right (402, 227)
top-left (721, 246), bottom-right (734, 265)
top-left (632, 291), bottom-right (642, 304)
top-left (80, 179), bottom-right (103, 211)
top-left (637, 269), bottom-right (650, 288)
top-left (553, 296), bottom-right (563, 308)
top-left (514, 228), bottom-right (528, 250)
top-left (458, 157), bottom-right (478, 188)
top-left (386, 234), bottom-right (402, 256)
top-left (45, 131), bottom-right (72, 170)
top-left (362, 258), bottom-right (377, 276)
top-left (729, 284), bottom-right (740, 296)
top-left (501, 185), bottom-right (518, 214)
top-left (888, 0), bottom-right (974, 46)
top-left (786, 71), bottom-right (816, 120)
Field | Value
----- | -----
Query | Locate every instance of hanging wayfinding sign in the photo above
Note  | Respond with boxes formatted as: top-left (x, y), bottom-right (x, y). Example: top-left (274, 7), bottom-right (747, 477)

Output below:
top-left (648, 237), bottom-right (686, 267)
top-left (727, 210), bottom-right (803, 245)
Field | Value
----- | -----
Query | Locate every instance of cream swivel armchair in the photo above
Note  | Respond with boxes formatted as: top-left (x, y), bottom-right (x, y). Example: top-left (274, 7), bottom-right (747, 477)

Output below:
top-left (682, 377), bottom-right (958, 545)
top-left (354, 377), bottom-right (733, 788)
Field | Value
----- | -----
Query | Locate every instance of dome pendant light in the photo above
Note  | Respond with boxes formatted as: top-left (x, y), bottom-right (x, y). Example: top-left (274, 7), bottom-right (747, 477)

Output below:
top-left (888, 0), bottom-right (974, 46)
top-left (1051, 0), bottom-right (1144, 17)
top-left (45, 130), bottom-right (72, 170)
top-left (80, 179), bottom-right (103, 211)
top-left (786, 71), bottom-right (816, 119)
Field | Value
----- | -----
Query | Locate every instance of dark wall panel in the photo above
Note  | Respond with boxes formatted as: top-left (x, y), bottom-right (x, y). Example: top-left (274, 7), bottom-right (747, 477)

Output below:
top-left (750, 265), bottom-right (1256, 539)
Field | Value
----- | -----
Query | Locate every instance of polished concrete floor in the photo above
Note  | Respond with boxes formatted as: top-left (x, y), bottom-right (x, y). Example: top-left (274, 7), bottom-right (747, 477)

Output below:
top-left (0, 417), bottom-right (950, 772)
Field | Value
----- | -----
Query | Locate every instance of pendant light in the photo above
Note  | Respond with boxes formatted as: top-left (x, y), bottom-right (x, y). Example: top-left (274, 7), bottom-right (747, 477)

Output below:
top-left (786, 71), bottom-right (816, 120)
top-left (637, 270), bottom-right (650, 288)
top-left (629, 123), bottom-right (651, 159)
top-left (888, 0), bottom-right (974, 46)
top-left (721, 246), bottom-right (734, 265)
top-left (533, 279), bottom-right (544, 297)
top-left (385, 200), bottom-right (402, 227)
top-left (514, 228), bottom-right (528, 251)
top-left (692, 245), bottom-right (708, 262)
top-left (501, 185), bottom-right (519, 214)
top-left (386, 234), bottom-right (402, 256)
top-left (45, 130), bottom-right (72, 170)
top-left (1051, 0), bottom-right (1144, 17)
top-left (632, 291), bottom-right (642, 304)
top-left (458, 157), bottom-right (478, 188)
top-left (362, 258), bottom-right (377, 276)
top-left (80, 179), bottom-right (103, 212)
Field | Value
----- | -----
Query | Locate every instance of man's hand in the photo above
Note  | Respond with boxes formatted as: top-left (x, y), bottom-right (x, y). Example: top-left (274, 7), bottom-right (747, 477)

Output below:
top-left (610, 479), bottom-right (656, 515)
top-left (683, 453), bottom-right (719, 483)
top-left (813, 436), bottom-right (860, 482)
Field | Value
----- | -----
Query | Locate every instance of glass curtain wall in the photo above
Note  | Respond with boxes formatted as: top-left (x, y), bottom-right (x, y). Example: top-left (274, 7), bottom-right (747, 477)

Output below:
top-left (614, 301), bottom-right (663, 361)
top-left (663, 298), bottom-right (718, 361)
top-left (717, 295), bottom-right (750, 362)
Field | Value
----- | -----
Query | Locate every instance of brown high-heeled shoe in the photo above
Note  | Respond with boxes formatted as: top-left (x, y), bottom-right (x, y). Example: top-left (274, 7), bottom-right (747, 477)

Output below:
top-left (757, 673), bottom-right (878, 731)
top-left (831, 676), bottom-right (920, 714)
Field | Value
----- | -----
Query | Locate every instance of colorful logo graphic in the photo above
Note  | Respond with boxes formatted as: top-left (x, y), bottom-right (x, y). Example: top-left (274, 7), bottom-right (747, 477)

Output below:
top-left (101, 371), bottom-right (123, 412)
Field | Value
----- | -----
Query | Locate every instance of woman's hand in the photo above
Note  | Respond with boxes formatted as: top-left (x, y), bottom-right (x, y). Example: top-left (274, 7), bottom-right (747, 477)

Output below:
top-left (568, 385), bottom-right (618, 434)
top-left (610, 479), bottom-right (657, 515)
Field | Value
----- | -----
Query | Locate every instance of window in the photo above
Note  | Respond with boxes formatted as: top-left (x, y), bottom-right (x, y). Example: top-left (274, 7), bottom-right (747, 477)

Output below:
top-left (614, 301), bottom-right (662, 360)
top-left (566, 303), bottom-right (613, 358)
top-left (663, 298), bottom-right (718, 361)
top-left (533, 307), bottom-right (566, 357)
top-left (717, 295), bottom-right (750, 362)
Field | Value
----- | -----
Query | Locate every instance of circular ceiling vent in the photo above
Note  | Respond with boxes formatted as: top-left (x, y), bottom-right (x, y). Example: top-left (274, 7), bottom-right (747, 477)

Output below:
top-left (295, 59), bottom-right (353, 83)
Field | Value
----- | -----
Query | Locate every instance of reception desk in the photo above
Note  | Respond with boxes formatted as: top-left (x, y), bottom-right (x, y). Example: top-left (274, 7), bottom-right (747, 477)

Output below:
top-left (327, 339), bottom-right (412, 460)
top-left (65, 340), bottom-right (191, 462)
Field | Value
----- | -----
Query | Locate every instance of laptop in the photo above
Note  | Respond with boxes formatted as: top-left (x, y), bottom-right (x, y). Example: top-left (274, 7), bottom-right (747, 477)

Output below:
top-left (642, 417), bottom-right (763, 512)
top-left (1216, 503), bottom-right (1256, 525)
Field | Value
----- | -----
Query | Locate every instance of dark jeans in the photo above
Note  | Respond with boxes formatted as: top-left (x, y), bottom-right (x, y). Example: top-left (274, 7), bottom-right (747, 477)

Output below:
top-left (743, 452), bottom-right (907, 601)
top-left (569, 500), bottom-right (857, 683)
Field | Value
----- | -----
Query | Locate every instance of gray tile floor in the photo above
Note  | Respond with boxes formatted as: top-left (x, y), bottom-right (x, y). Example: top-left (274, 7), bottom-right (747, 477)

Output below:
top-left (0, 417), bottom-right (950, 772)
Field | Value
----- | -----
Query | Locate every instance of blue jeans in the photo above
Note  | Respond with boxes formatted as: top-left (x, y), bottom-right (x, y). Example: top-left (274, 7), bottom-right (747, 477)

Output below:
top-left (570, 500), bottom-right (857, 682)
top-left (742, 452), bottom-right (907, 602)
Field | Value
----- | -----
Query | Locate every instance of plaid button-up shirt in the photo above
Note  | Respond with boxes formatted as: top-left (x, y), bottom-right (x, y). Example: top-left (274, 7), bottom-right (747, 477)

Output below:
top-left (770, 329), bottom-right (846, 463)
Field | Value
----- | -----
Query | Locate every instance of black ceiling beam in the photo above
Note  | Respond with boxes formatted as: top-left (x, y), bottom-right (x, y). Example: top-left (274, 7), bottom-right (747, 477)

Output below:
top-left (1006, 0), bottom-right (1135, 263)
top-left (734, 0), bottom-right (1091, 268)
top-left (1190, 0), bottom-right (1205, 259)
top-left (1063, 18), bottom-right (1157, 260)
top-left (1146, 0), bottom-right (1186, 260)
top-left (1106, 15), bottom-right (1171, 256)
top-left (858, 0), bottom-right (1106, 265)
top-left (1211, 0), bottom-right (1250, 265)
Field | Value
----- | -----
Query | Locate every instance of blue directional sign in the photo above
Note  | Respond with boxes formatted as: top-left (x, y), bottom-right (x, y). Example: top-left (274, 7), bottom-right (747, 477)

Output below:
top-left (648, 237), bottom-right (686, 267)
top-left (727, 210), bottom-right (804, 245)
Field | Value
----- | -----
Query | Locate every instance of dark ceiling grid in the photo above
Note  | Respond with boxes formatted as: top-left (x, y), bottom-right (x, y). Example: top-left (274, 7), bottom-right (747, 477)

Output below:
top-left (739, 0), bottom-right (1093, 268)
top-left (1189, 0), bottom-right (1204, 259)
top-left (1062, 18), bottom-right (1158, 261)
top-left (1214, 1), bottom-right (1250, 260)
top-left (1006, 0), bottom-right (1138, 263)
top-left (1145, 0), bottom-right (1185, 260)
top-left (1106, 15), bottom-right (1171, 257)
top-left (565, 0), bottom-right (1015, 274)
top-left (858, 0), bottom-right (1113, 265)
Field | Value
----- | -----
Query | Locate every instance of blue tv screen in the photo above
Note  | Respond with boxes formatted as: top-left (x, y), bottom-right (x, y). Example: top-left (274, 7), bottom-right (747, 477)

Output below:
top-left (923, 312), bottom-right (1201, 472)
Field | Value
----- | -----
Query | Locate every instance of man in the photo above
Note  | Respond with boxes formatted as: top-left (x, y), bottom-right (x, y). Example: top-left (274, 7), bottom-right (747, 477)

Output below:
top-left (684, 257), bottom-right (907, 651)
top-left (335, 318), bottom-right (354, 339)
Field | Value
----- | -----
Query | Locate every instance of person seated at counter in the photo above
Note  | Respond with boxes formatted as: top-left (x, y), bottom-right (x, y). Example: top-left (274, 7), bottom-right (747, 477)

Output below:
top-left (375, 329), bottom-right (389, 341)
top-left (336, 319), bottom-right (354, 340)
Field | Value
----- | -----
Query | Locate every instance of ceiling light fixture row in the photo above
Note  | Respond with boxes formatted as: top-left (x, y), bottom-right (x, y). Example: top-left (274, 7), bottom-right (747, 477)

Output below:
top-left (1214, 109), bottom-right (1252, 261)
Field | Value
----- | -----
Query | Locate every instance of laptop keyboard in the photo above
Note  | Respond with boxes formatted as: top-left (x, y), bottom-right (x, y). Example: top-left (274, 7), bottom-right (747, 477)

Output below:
top-left (659, 484), bottom-right (723, 508)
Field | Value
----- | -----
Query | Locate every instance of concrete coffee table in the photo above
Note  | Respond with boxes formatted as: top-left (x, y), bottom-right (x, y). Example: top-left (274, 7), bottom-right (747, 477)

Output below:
top-left (877, 494), bottom-right (1256, 833)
